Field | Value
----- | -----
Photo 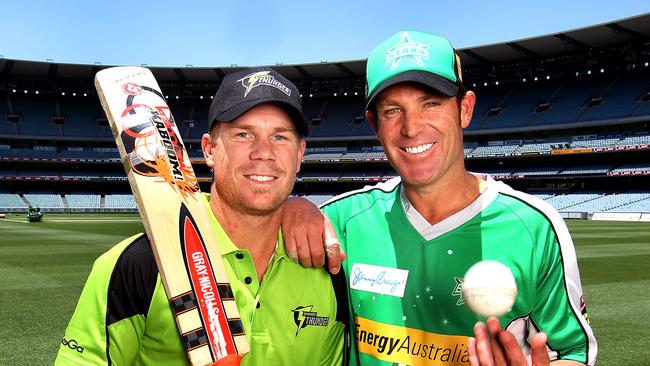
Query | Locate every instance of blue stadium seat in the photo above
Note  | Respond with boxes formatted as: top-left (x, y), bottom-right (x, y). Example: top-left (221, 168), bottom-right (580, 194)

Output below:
top-left (11, 95), bottom-right (60, 136)
top-left (58, 98), bottom-right (104, 137)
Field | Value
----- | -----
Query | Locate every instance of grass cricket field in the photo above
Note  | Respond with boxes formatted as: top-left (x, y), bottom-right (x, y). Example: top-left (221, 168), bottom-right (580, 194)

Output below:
top-left (0, 214), bottom-right (648, 365)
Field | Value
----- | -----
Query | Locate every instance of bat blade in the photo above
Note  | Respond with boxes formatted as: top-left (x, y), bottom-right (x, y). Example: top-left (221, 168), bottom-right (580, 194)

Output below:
top-left (95, 66), bottom-right (249, 365)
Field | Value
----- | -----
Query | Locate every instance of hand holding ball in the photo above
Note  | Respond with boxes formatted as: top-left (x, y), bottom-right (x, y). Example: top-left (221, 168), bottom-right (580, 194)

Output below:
top-left (462, 260), bottom-right (518, 317)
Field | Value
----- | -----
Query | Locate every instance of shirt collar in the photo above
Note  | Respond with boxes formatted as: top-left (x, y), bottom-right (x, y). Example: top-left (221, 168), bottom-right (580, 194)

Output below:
top-left (399, 173), bottom-right (498, 240)
top-left (202, 193), bottom-right (289, 261)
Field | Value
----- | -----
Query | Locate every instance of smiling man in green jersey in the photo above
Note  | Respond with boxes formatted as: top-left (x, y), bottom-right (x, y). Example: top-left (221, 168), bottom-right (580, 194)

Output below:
top-left (283, 31), bottom-right (597, 366)
top-left (55, 68), bottom-right (349, 366)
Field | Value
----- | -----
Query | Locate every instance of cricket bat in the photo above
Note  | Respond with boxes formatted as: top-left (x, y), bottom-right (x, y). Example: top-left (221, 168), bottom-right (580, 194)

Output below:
top-left (95, 67), bottom-right (249, 365)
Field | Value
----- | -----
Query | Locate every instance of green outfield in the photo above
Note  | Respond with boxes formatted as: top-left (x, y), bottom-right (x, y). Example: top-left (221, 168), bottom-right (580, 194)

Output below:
top-left (0, 214), bottom-right (648, 365)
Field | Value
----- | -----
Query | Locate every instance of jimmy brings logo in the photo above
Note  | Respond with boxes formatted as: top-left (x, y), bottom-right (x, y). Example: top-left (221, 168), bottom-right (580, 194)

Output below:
top-left (237, 71), bottom-right (292, 97)
top-left (350, 263), bottom-right (409, 297)
top-left (292, 305), bottom-right (329, 335)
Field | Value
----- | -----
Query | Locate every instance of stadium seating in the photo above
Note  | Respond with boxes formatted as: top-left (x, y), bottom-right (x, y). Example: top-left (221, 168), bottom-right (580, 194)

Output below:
top-left (302, 195), bottom-right (335, 206)
top-left (0, 193), bottom-right (27, 209)
top-left (581, 73), bottom-right (650, 121)
top-left (470, 144), bottom-right (518, 157)
top-left (58, 98), bottom-right (105, 138)
top-left (0, 168), bottom-right (18, 176)
top-left (609, 193), bottom-right (650, 212)
top-left (299, 171), bottom-right (341, 181)
top-left (515, 166), bottom-right (564, 176)
top-left (303, 152), bottom-right (345, 161)
top-left (610, 163), bottom-right (650, 173)
top-left (103, 194), bottom-right (137, 209)
top-left (468, 87), bottom-right (511, 130)
top-left (545, 193), bottom-right (603, 210)
top-left (482, 82), bottom-right (563, 129)
top-left (65, 194), bottom-right (101, 208)
top-left (528, 193), bottom-right (556, 201)
top-left (10, 95), bottom-right (60, 136)
top-left (560, 165), bottom-right (612, 175)
top-left (24, 193), bottom-right (64, 208)
top-left (619, 134), bottom-right (650, 147)
top-left (531, 79), bottom-right (599, 126)
top-left (0, 94), bottom-right (18, 135)
top-left (60, 148), bottom-right (103, 159)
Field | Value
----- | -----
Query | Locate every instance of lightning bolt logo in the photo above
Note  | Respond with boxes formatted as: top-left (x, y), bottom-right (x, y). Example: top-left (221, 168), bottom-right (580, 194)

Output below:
top-left (238, 71), bottom-right (272, 97)
top-left (292, 305), bottom-right (312, 336)
top-left (291, 305), bottom-right (329, 336)
top-left (237, 71), bottom-right (292, 98)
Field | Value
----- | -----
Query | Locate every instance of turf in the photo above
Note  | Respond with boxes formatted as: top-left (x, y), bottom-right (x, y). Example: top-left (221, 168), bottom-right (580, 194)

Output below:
top-left (0, 213), bottom-right (144, 366)
top-left (567, 220), bottom-right (650, 366)
top-left (0, 214), bottom-right (648, 365)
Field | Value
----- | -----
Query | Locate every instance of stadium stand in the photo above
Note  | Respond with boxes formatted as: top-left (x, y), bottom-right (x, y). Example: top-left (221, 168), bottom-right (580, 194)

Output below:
top-left (529, 193), bottom-right (556, 201)
top-left (23, 193), bottom-right (64, 208)
top-left (609, 193), bottom-right (650, 212)
top-left (515, 166), bottom-right (565, 176)
top-left (103, 194), bottom-right (137, 209)
top-left (310, 98), bottom-right (364, 138)
top-left (545, 193), bottom-right (604, 211)
top-left (0, 193), bottom-right (26, 210)
top-left (302, 195), bottom-right (335, 206)
top-left (0, 168), bottom-right (18, 176)
top-left (610, 163), bottom-right (650, 174)
top-left (619, 133), bottom-right (650, 147)
top-left (560, 165), bottom-right (613, 175)
top-left (1, 14), bottom-right (649, 219)
top-left (470, 144), bottom-right (518, 157)
top-left (58, 98), bottom-right (105, 138)
top-left (60, 147), bottom-right (102, 159)
top-left (0, 95), bottom-right (18, 135)
top-left (299, 171), bottom-right (341, 181)
top-left (581, 73), bottom-right (650, 121)
top-left (65, 194), bottom-right (101, 208)
top-left (562, 192), bottom-right (650, 213)
top-left (10, 95), bottom-right (60, 136)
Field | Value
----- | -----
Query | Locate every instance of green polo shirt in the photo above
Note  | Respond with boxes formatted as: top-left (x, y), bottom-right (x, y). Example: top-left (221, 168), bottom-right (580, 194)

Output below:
top-left (55, 194), bottom-right (346, 365)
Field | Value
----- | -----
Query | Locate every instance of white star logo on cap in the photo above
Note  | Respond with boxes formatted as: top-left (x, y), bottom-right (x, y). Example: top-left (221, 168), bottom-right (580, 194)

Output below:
top-left (384, 31), bottom-right (430, 71)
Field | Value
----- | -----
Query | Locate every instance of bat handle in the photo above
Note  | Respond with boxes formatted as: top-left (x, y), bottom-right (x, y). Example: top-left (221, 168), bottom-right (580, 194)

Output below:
top-left (210, 354), bottom-right (243, 366)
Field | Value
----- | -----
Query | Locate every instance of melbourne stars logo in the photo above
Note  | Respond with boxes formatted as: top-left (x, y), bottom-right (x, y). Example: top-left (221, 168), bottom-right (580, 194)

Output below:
top-left (452, 277), bottom-right (465, 306)
top-left (292, 305), bottom-right (329, 336)
top-left (384, 31), bottom-right (430, 71)
top-left (237, 71), bottom-right (291, 98)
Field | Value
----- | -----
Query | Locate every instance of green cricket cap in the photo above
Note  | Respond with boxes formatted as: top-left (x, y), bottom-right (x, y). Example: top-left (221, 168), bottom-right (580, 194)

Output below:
top-left (365, 30), bottom-right (465, 125)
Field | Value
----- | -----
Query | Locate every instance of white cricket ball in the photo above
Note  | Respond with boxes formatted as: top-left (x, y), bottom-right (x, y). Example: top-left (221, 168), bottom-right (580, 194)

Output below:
top-left (462, 260), bottom-right (518, 317)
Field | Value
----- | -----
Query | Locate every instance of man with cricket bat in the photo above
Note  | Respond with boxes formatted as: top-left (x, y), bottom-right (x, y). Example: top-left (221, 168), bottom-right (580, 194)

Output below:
top-left (55, 68), bottom-right (348, 365)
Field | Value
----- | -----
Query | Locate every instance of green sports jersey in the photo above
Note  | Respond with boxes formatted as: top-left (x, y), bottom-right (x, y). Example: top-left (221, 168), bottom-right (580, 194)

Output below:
top-left (56, 194), bottom-right (348, 366)
top-left (322, 174), bottom-right (597, 366)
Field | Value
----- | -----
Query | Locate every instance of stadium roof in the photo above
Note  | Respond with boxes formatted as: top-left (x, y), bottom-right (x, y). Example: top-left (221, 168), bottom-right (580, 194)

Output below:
top-left (1, 13), bottom-right (649, 84)
top-left (458, 13), bottom-right (650, 67)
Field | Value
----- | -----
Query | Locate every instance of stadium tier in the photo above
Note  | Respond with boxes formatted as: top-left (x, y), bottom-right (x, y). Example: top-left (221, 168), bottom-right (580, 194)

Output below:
top-left (2, 73), bottom-right (650, 138)
top-left (1, 15), bottom-right (650, 219)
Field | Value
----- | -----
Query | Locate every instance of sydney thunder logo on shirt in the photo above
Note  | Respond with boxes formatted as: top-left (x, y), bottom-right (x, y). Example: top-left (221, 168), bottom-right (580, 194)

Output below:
top-left (237, 71), bottom-right (292, 98)
top-left (292, 305), bottom-right (329, 336)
